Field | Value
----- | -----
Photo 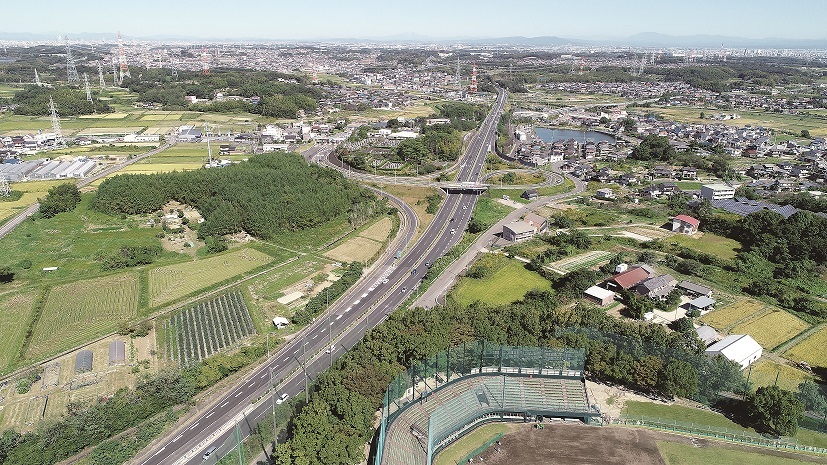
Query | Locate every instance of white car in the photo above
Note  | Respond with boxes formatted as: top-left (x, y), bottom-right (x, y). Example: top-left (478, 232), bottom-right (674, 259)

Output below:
top-left (325, 345), bottom-right (335, 354)
top-left (463, 204), bottom-right (467, 210)
top-left (275, 393), bottom-right (289, 405)
top-left (450, 228), bottom-right (456, 235)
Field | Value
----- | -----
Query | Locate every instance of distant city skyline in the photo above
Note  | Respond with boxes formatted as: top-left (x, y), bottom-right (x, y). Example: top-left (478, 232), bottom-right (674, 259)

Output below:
top-left (3, 0), bottom-right (825, 41)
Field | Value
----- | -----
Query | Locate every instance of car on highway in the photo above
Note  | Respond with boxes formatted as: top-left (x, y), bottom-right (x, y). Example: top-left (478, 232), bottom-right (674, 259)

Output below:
top-left (203, 446), bottom-right (218, 460)
top-left (425, 261), bottom-right (431, 268)
top-left (463, 204), bottom-right (467, 210)
top-left (411, 268), bottom-right (417, 275)
top-left (325, 345), bottom-right (335, 354)
top-left (382, 278), bottom-right (389, 284)
top-left (450, 228), bottom-right (455, 235)
top-left (275, 393), bottom-right (289, 405)
top-left (401, 286), bottom-right (407, 293)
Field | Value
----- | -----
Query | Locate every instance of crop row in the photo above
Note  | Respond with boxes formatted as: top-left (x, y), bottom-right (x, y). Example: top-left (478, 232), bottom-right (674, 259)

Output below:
top-left (167, 290), bottom-right (256, 365)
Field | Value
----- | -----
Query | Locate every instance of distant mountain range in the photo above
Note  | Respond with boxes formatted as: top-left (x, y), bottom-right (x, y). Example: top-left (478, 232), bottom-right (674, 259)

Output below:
top-left (0, 31), bottom-right (825, 49)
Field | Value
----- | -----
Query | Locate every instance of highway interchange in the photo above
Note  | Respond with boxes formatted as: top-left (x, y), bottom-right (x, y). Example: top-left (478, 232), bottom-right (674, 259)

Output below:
top-left (136, 89), bottom-right (507, 465)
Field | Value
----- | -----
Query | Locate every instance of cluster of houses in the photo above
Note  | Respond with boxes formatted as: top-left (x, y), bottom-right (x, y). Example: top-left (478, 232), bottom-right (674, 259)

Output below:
top-left (513, 136), bottom-right (620, 166)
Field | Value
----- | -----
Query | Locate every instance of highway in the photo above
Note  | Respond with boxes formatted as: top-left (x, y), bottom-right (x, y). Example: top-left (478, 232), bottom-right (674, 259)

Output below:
top-left (133, 90), bottom-right (506, 465)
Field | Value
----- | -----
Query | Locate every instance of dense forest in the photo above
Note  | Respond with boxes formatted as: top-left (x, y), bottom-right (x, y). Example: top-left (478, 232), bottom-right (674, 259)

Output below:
top-left (11, 85), bottom-right (112, 116)
top-left (93, 153), bottom-right (384, 239)
top-left (122, 68), bottom-right (322, 117)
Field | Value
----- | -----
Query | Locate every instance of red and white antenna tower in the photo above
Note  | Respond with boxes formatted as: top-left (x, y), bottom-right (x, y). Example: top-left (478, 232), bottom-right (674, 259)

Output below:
top-left (579, 58), bottom-right (586, 75)
top-left (469, 62), bottom-right (477, 93)
top-left (201, 48), bottom-right (210, 75)
top-left (117, 31), bottom-right (130, 85)
top-left (721, 43), bottom-right (727, 62)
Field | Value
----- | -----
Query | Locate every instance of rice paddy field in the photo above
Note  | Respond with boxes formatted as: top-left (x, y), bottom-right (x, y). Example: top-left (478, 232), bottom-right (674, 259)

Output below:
top-left (731, 310), bottom-right (809, 350)
top-left (784, 326), bottom-right (827, 369)
top-left (700, 298), bottom-right (767, 330)
top-left (0, 290), bottom-right (38, 373)
top-left (748, 359), bottom-right (810, 392)
top-left (649, 106), bottom-right (827, 139)
top-left (26, 272), bottom-right (139, 361)
top-left (147, 248), bottom-right (278, 307)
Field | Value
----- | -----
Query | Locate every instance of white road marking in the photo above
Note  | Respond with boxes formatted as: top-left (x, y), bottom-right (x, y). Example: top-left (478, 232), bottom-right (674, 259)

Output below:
top-left (206, 412), bottom-right (214, 418)
top-left (353, 299), bottom-right (360, 304)
top-left (336, 314), bottom-right (342, 320)
top-left (189, 422), bottom-right (199, 430)
top-left (361, 293), bottom-right (368, 297)
top-left (172, 434), bottom-right (183, 442)
top-left (234, 391), bottom-right (243, 398)
top-left (221, 402), bottom-right (229, 407)
top-left (260, 374), bottom-right (267, 379)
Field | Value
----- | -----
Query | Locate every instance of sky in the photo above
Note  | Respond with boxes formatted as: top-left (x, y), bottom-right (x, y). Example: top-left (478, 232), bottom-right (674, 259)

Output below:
top-left (3, 0), bottom-right (825, 40)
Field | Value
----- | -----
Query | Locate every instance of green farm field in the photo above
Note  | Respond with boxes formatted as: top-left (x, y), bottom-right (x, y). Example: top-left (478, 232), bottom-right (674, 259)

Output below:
top-left (748, 359), bottom-right (810, 392)
top-left (453, 258), bottom-right (550, 306)
top-left (26, 272), bottom-right (138, 361)
top-left (147, 248), bottom-right (278, 308)
top-left (649, 106), bottom-right (827, 139)
top-left (0, 290), bottom-right (38, 372)
top-left (665, 233), bottom-right (741, 260)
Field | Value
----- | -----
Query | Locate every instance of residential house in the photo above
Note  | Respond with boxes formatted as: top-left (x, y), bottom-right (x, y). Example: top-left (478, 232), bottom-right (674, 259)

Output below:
top-left (595, 188), bottom-right (616, 200)
top-left (700, 184), bottom-right (735, 201)
top-left (502, 221), bottom-right (536, 242)
top-left (671, 215), bottom-right (700, 234)
top-left (605, 265), bottom-right (655, 292)
top-left (679, 167), bottom-right (698, 180)
top-left (678, 281), bottom-right (712, 298)
top-left (688, 296), bottom-right (716, 313)
top-left (635, 274), bottom-right (678, 300)
top-left (521, 189), bottom-right (538, 201)
top-left (523, 212), bottom-right (548, 234)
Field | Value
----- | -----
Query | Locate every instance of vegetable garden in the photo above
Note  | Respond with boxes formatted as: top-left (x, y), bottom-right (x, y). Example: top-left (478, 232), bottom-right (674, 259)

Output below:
top-left (165, 290), bottom-right (256, 365)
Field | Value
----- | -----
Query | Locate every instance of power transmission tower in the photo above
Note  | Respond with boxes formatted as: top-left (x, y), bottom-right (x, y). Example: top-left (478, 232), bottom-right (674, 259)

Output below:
top-left (65, 37), bottom-right (79, 83)
top-left (117, 31), bottom-right (130, 84)
top-left (201, 48), bottom-right (210, 75)
top-left (34, 68), bottom-right (41, 86)
top-left (170, 58), bottom-right (178, 80)
top-left (49, 96), bottom-right (64, 147)
top-left (455, 57), bottom-right (460, 88)
top-left (112, 57), bottom-right (118, 87)
top-left (98, 63), bottom-right (105, 88)
top-left (84, 74), bottom-right (92, 102)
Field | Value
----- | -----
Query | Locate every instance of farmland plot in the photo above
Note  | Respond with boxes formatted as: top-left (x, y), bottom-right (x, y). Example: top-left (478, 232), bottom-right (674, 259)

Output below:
top-left (0, 290), bottom-right (37, 372)
top-left (732, 310), bottom-right (809, 350)
top-left (549, 250), bottom-right (613, 273)
top-left (165, 290), bottom-right (256, 365)
top-left (27, 273), bottom-right (138, 361)
top-left (148, 248), bottom-right (275, 307)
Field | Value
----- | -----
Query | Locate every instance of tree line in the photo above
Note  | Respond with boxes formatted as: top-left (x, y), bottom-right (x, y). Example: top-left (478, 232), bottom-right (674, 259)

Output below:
top-left (11, 85), bottom-right (112, 116)
top-left (93, 153), bottom-right (384, 240)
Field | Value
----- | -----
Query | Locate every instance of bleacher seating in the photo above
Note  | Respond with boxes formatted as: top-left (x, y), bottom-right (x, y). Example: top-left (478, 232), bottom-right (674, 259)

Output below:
top-left (380, 374), bottom-right (597, 465)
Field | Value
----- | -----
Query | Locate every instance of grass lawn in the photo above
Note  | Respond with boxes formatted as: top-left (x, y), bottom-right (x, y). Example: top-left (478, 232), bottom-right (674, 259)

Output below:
top-left (674, 181), bottom-right (704, 191)
top-left (657, 441), bottom-right (813, 465)
top-left (665, 232), bottom-right (741, 260)
top-left (266, 214), bottom-right (356, 253)
top-left (473, 196), bottom-right (514, 229)
top-left (0, 194), bottom-right (172, 283)
top-left (731, 310), bottom-right (809, 350)
top-left (622, 401), bottom-right (751, 433)
top-left (487, 178), bottom-right (575, 204)
top-left (434, 423), bottom-right (513, 465)
top-left (784, 326), bottom-right (827, 369)
top-left (454, 258), bottom-right (550, 306)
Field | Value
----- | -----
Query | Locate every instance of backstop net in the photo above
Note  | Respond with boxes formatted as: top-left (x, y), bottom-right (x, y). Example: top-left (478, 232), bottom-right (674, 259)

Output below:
top-left (375, 341), bottom-right (600, 465)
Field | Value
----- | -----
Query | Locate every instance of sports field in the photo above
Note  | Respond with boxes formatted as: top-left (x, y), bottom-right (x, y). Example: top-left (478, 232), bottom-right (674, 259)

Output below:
top-left (0, 290), bottom-right (38, 372)
top-left (454, 259), bottom-right (550, 306)
top-left (434, 423), bottom-right (515, 465)
top-left (784, 326), bottom-right (827, 369)
top-left (148, 248), bottom-right (276, 307)
top-left (26, 272), bottom-right (139, 361)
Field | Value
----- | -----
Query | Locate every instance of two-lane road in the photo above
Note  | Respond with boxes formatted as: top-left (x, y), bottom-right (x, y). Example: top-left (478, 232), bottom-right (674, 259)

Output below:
top-left (135, 90), bottom-right (507, 465)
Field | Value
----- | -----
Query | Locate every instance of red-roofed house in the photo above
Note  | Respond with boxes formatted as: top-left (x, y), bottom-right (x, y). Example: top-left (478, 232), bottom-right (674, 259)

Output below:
top-left (672, 215), bottom-right (700, 235)
top-left (605, 265), bottom-right (654, 292)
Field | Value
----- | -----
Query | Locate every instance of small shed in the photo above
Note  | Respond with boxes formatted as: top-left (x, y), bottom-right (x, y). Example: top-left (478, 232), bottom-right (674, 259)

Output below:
top-left (521, 189), bottom-right (538, 200)
top-left (272, 316), bottom-right (290, 328)
top-left (688, 296), bottom-right (716, 313)
top-left (109, 340), bottom-right (126, 366)
top-left (584, 286), bottom-right (615, 306)
top-left (75, 350), bottom-right (93, 373)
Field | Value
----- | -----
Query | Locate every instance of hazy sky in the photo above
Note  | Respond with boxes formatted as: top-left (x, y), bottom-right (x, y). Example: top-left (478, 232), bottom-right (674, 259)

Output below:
top-left (4, 0), bottom-right (825, 40)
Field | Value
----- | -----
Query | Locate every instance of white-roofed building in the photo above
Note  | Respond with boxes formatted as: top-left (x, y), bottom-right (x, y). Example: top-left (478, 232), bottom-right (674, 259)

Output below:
top-left (502, 221), bottom-right (536, 242)
top-left (705, 334), bottom-right (762, 369)
top-left (695, 325), bottom-right (719, 346)
top-left (584, 286), bottom-right (615, 306)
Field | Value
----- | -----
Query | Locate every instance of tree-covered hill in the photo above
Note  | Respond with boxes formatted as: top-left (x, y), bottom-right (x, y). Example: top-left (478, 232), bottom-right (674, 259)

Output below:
top-left (93, 153), bottom-right (383, 239)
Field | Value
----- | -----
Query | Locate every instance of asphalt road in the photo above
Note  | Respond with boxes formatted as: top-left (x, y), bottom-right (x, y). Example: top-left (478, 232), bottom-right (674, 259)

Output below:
top-left (134, 90), bottom-right (506, 465)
